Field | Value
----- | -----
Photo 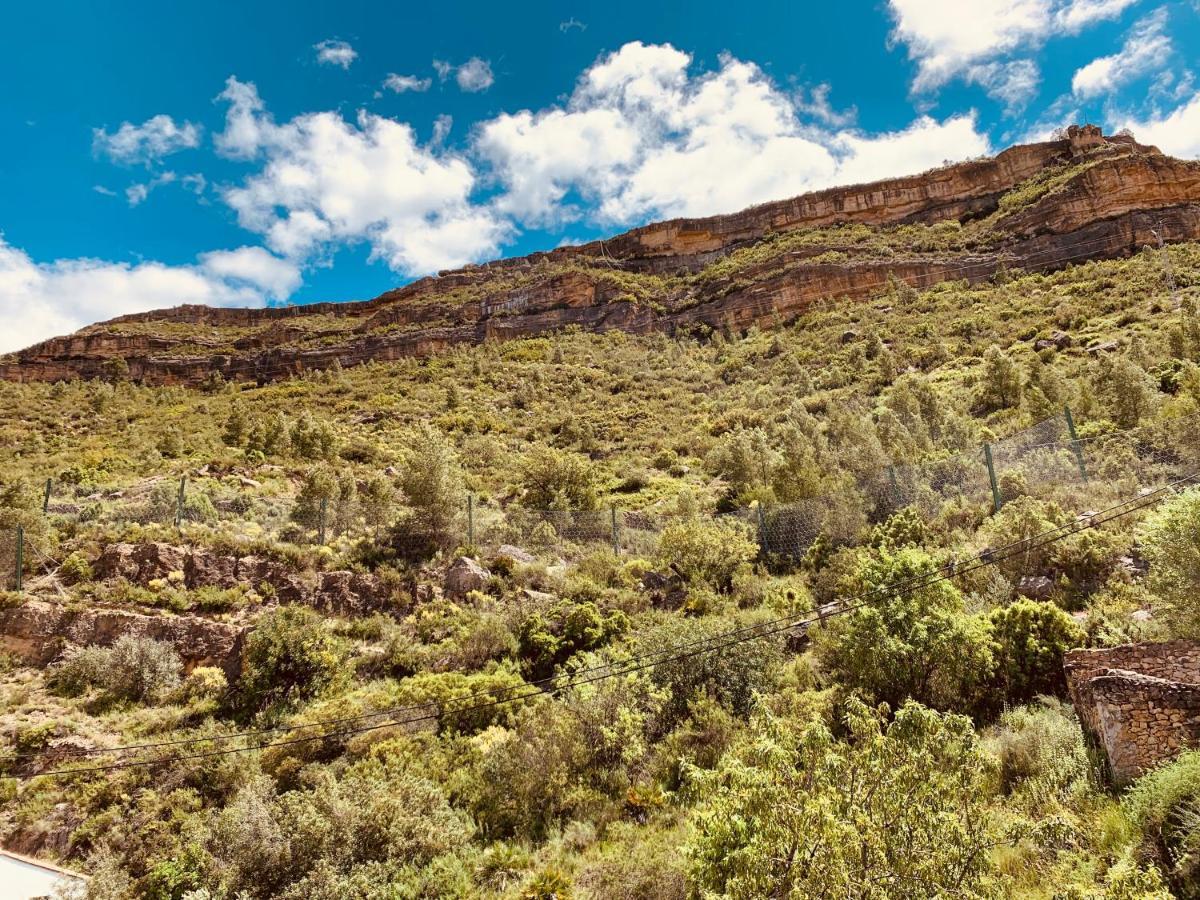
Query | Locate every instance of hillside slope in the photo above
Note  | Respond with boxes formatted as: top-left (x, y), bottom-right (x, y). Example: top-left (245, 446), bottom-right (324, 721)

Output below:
top-left (4, 124), bottom-right (1200, 386)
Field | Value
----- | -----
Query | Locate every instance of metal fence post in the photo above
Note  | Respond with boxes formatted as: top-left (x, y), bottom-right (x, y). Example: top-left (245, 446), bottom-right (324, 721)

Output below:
top-left (467, 494), bottom-right (475, 547)
top-left (1064, 405), bottom-right (1089, 483)
top-left (611, 506), bottom-right (620, 556)
top-left (983, 442), bottom-right (1002, 514)
top-left (14, 525), bottom-right (23, 593)
top-left (42, 478), bottom-right (51, 514)
top-left (174, 476), bottom-right (187, 528)
top-left (318, 496), bottom-right (328, 545)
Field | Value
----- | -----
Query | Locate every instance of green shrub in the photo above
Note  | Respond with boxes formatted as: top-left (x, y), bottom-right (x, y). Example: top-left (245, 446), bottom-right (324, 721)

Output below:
top-left (518, 600), bottom-right (628, 681)
top-left (519, 446), bottom-right (601, 510)
top-left (1138, 488), bottom-right (1200, 637)
top-left (987, 599), bottom-right (1083, 708)
top-left (814, 548), bottom-right (994, 715)
top-left (655, 518), bottom-right (757, 593)
top-left (687, 699), bottom-right (998, 898)
top-left (237, 607), bottom-right (345, 716)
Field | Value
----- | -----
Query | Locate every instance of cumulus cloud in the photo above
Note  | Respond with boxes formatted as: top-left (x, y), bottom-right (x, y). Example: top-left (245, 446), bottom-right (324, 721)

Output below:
top-left (0, 237), bottom-right (282, 353)
top-left (215, 77), bottom-right (508, 275)
top-left (383, 73), bottom-right (432, 93)
top-left (433, 57), bottom-right (495, 92)
top-left (475, 42), bottom-right (990, 226)
top-left (1119, 90), bottom-right (1200, 157)
top-left (456, 58), bottom-right (494, 92)
top-left (314, 39), bottom-right (357, 69)
top-left (198, 246), bottom-right (301, 298)
top-left (92, 114), bottom-right (201, 165)
top-left (887, 0), bottom-right (1140, 94)
top-left (1072, 8), bottom-right (1171, 97)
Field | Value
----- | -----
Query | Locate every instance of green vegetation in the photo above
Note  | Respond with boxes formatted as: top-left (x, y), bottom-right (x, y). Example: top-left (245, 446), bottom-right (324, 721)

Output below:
top-left (1, 228), bottom-right (1199, 897)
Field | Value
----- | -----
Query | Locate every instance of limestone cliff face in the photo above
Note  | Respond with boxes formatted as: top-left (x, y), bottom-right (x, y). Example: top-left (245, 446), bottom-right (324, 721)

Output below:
top-left (3, 125), bottom-right (1199, 386)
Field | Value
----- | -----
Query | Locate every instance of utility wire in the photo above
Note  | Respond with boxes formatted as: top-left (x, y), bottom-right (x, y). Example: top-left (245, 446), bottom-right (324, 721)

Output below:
top-left (17, 472), bottom-right (1194, 780)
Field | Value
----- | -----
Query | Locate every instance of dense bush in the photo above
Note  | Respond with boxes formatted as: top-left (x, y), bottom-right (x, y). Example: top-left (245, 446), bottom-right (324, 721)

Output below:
top-left (655, 518), bottom-right (757, 593)
top-left (814, 548), bottom-right (994, 715)
top-left (687, 699), bottom-right (998, 899)
top-left (1139, 487), bottom-right (1200, 637)
top-left (987, 599), bottom-right (1083, 708)
top-left (518, 446), bottom-right (601, 510)
top-left (237, 607), bottom-right (345, 717)
top-left (51, 635), bottom-right (182, 703)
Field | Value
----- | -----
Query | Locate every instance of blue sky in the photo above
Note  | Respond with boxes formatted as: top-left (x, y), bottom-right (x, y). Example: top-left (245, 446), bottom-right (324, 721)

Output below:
top-left (1, 0), bottom-right (1198, 352)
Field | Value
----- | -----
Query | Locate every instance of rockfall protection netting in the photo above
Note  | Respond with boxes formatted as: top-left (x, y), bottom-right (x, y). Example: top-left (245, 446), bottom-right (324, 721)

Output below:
top-left (9, 409), bottom-right (1200, 579)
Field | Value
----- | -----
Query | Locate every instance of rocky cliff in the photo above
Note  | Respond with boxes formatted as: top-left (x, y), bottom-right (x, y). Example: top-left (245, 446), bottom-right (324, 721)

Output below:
top-left (4, 125), bottom-right (1199, 386)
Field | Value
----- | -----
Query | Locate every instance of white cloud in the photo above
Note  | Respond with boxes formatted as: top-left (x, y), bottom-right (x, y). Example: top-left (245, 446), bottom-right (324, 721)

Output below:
top-left (198, 246), bottom-right (301, 299)
top-left (314, 39), bottom-right (357, 69)
top-left (215, 77), bottom-right (509, 275)
top-left (965, 59), bottom-right (1041, 111)
top-left (1072, 8), bottom-right (1171, 97)
top-left (92, 185), bottom-right (117, 197)
top-left (456, 58), bottom-right (494, 92)
top-left (1119, 90), bottom-right (1200, 157)
top-left (794, 83), bottom-right (857, 127)
top-left (476, 42), bottom-right (990, 226)
top-left (383, 73), bottom-right (432, 93)
top-left (125, 171), bottom-right (177, 207)
top-left (1056, 0), bottom-right (1140, 31)
top-left (93, 114), bottom-right (201, 165)
top-left (432, 57), bottom-right (495, 92)
top-left (181, 173), bottom-right (207, 195)
top-left (0, 237), bottom-right (277, 353)
top-left (887, 0), bottom-right (1140, 94)
top-left (560, 17), bottom-right (587, 32)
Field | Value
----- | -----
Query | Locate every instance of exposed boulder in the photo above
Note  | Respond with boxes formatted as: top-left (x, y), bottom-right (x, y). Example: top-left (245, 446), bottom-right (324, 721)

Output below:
top-left (1017, 575), bottom-right (1055, 600)
top-left (496, 544), bottom-right (536, 564)
top-left (444, 557), bottom-right (490, 598)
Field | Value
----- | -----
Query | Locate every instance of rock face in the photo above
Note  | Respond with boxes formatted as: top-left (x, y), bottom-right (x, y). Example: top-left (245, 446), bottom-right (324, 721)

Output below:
top-left (1064, 641), bottom-right (1200, 784)
top-left (3, 127), bottom-right (1199, 386)
top-left (93, 541), bottom-right (398, 616)
top-left (0, 599), bottom-right (247, 675)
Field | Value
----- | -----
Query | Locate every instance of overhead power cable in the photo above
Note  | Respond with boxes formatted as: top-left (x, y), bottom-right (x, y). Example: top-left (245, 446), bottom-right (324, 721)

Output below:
top-left (17, 472), bottom-right (1194, 780)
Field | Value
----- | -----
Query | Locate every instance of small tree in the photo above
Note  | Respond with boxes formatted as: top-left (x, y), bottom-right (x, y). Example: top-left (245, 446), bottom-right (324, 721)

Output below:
top-left (979, 344), bottom-right (1023, 411)
top-left (687, 699), bottom-right (999, 899)
top-left (237, 607), bottom-right (344, 716)
top-left (519, 446), bottom-right (600, 510)
top-left (1138, 488), bottom-right (1200, 637)
top-left (396, 424), bottom-right (465, 549)
top-left (814, 548), bottom-right (994, 715)
top-left (656, 518), bottom-right (757, 593)
top-left (988, 599), bottom-right (1083, 708)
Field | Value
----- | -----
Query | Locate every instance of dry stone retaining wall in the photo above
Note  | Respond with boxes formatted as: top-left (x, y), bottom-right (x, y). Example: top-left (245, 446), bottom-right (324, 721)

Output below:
top-left (1065, 641), bottom-right (1200, 784)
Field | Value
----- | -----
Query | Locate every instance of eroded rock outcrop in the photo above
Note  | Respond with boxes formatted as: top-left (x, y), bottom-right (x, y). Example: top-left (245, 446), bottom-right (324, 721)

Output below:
top-left (93, 542), bottom-right (399, 616)
top-left (0, 599), bottom-right (247, 675)
top-left (3, 128), bottom-right (1197, 386)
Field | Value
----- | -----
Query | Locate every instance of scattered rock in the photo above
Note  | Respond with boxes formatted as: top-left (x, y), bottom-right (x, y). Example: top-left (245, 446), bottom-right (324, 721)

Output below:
top-left (497, 544), bottom-right (536, 564)
top-left (1087, 340), bottom-right (1120, 355)
top-left (1017, 575), bottom-right (1055, 599)
top-left (1051, 330), bottom-right (1073, 348)
top-left (840, 329), bottom-right (858, 344)
top-left (444, 557), bottom-right (491, 598)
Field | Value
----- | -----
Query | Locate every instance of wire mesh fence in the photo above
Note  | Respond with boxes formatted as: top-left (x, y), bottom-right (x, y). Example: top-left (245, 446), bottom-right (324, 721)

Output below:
top-left (7, 407), bottom-right (1200, 590)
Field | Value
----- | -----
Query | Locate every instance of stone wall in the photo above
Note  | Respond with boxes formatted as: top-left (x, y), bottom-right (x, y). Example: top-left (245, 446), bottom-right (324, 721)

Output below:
top-left (1065, 641), bottom-right (1200, 784)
